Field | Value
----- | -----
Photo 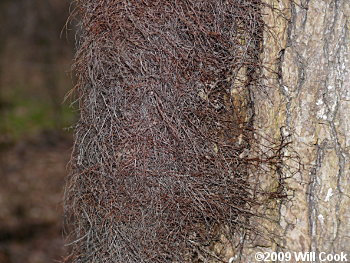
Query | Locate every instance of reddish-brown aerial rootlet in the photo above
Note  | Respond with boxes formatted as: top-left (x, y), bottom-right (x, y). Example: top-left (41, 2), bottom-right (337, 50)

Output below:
top-left (64, 0), bottom-right (290, 262)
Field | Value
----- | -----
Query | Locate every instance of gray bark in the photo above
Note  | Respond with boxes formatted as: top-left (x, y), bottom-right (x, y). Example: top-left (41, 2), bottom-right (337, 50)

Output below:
top-left (243, 0), bottom-right (350, 261)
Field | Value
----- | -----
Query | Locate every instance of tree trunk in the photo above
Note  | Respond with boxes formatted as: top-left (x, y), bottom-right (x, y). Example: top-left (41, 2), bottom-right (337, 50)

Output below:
top-left (245, 0), bottom-right (350, 261)
top-left (66, 0), bottom-right (350, 261)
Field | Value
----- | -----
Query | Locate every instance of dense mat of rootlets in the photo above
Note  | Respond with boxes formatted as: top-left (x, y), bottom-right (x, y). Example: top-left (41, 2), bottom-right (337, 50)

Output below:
top-left (65, 0), bottom-right (284, 262)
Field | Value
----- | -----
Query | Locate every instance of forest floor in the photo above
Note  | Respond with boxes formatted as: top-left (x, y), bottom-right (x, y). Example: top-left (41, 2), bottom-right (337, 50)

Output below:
top-left (0, 132), bottom-right (72, 263)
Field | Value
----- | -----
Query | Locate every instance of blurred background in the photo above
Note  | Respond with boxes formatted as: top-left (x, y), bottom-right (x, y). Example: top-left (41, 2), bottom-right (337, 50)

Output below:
top-left (0, 0), bottom-right (77, 262)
